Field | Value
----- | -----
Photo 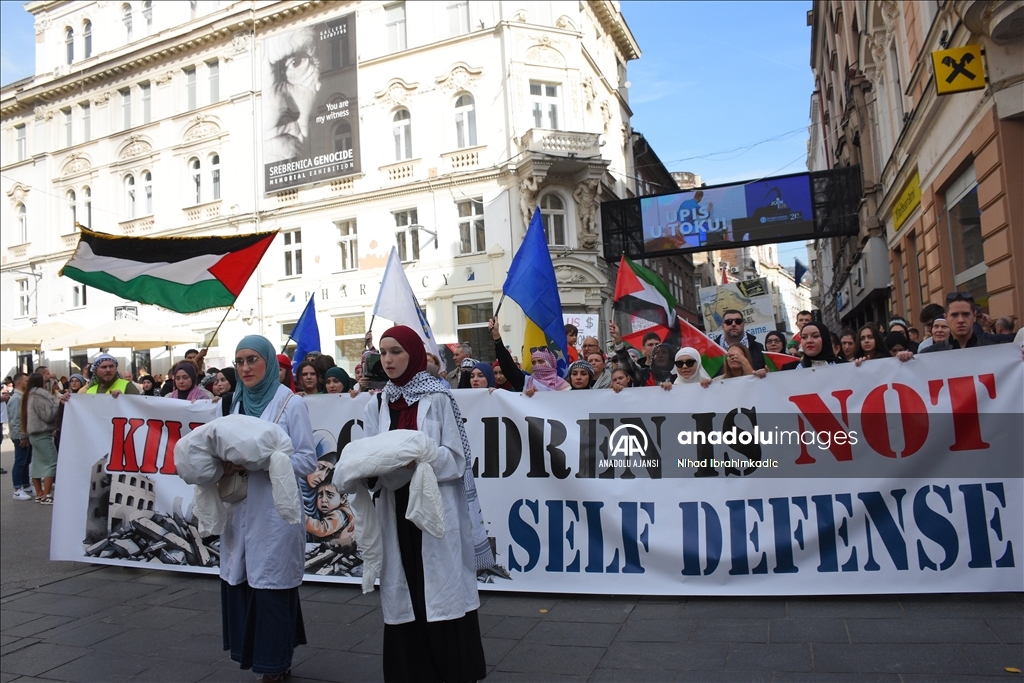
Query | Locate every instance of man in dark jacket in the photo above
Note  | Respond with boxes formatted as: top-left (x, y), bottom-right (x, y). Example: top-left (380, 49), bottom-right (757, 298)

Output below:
top-left (920, 293), bottom-right (1011, 353)
top-left (710, 309), bottom-right (766, 372)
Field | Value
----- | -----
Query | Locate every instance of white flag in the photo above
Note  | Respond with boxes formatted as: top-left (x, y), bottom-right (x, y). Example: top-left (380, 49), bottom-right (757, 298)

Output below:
top-left (373, 247), bottom-right (440, 358)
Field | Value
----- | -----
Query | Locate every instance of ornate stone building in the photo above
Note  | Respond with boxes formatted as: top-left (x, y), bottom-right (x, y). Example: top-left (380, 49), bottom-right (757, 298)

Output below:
top-left (2, 0), bottom-right (689, 375)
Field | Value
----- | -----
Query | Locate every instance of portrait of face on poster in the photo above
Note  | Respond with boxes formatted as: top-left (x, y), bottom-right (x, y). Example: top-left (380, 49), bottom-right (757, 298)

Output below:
top-left (262, 13), bottom-right (361, 193)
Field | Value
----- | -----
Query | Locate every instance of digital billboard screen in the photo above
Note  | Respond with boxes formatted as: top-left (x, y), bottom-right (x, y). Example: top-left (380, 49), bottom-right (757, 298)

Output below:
top-left (640, 173), bottom-right (815, 255)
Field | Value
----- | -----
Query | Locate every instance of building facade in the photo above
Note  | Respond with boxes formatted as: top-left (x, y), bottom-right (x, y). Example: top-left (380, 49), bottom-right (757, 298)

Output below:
top-left (808, 0), bottom-right (1023, 334)
top-left (2, 0), bottom-right (670, 377)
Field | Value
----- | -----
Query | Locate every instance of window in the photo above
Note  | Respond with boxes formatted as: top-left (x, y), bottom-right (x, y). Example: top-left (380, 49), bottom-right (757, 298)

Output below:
top-left (945, 165), bottom-right (987, 305)
top-left (326, 17), bottom-right (351, 69)
top-left (143, 0), bottom-right (152, 35)
top-left (124, 174), bottom-right (136, 218)
top-left (454, 93), bottom-right (476, 148)
top-left (66, 190), bottom-right (77, 229)
top-left (126, 496), bottom-right (134, 507)
top-left (529, 82), bottom-right (560, 130)
top-left (73, 284), bottom-right (87, 308)
top-left (17, 279), bottom-right (30, 317)
top-left (334, 314), bottom-right (366, 375)
top-left (122, 4), bottom-right (133, 42)
top-left (65, 27), bottom-right (74, 65)
top-left (392, 108), bottom-right (412, 161)
top-left (210, 154), bottom-right (220, 200)
top-left (540, 193), bottom-right (567, 246)
top-left (16, 203), bottom-right (27, 243)
top-left (81, 102), bottom-right (91, 141)
top-left (115, 492), bottom-right (123, 504)
top-left (83, 21), bottom-right (92, 58)
top-left (184, 67), bottom-right (197, 111)
top-left (15, 124), bottom-right (26, 161)
top-left (456, 302), bottom-right (495, 363)
top-left (63, 108), bottom-right (73, 147)
top-left (140, 82), bottom-right (151, 123)
top-left (336, 219), bottom-right (358, 271)
top-left (333, 121), bottom-right (352, 153)
top-left (83, 186), bottom-right (92, 228)
top-left (448, 1), bottom-right (469, 36)
top-left (385, 3), bottom-right (407, 52)
top-left (120, 88), bottom-right (132, 130)
top-left (283, 229), bottom-right (302, 276)
top-left (457, 197), bottom-right (485, 254)
top-left (189, 158), bottom-right (201, 204)
top-left (207, 59), bottom-right (219, 103)
top-left (142, 171), bottom-right (153, 215)
top-left (908, 232), bottom-right (924, 312)
top-left (394, 209), bottom-right (419, 262)
top-left (888, 42), bottom-right (904, 121)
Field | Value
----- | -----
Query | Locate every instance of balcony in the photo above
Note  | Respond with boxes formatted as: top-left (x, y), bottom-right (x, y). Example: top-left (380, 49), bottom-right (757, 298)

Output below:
top-left (183, 201), bottom-right (222, 223)
top-left (515, 129), bottom-right (608, 185)
top-left (520, 129), bottom-right (601, 157)
top-left (8, 242), bottom-right (29, 259)
top-left (442, 146), bottom-right (485, 173)
top-left (380, 159), bottom-right (419, 184)
top-left (119, 216), bottom-right (155, 235)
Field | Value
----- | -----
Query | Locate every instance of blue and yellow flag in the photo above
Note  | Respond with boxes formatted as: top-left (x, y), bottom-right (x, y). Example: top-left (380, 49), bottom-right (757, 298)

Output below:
top-left (503, 208), bottom-right (568, 374)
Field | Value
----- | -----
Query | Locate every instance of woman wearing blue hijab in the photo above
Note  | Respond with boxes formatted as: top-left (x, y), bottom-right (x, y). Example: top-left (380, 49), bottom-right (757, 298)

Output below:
top-left (220, 335), bottom-right (317, 682)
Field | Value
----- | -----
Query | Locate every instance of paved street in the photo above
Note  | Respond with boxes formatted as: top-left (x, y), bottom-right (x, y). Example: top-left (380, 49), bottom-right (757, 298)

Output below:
top-left (1, 440), bottom-right (1021, 683)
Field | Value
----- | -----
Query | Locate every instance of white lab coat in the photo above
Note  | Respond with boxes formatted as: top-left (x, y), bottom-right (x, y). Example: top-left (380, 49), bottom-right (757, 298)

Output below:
top-left (356, 392), bottom-right (480, 625)
top-left (219, 386), bottom-right (316, 589)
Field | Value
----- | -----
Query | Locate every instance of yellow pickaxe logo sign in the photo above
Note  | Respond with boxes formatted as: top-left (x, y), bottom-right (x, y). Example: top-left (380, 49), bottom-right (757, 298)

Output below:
top-left (932, 45), bottom-right (986, 95)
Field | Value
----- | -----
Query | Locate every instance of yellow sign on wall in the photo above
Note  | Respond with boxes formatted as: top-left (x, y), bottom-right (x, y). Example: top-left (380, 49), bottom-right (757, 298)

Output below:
top-left (892, 170), bottom-right (921, 232)
top-left (932, 45), bottom-right (986, 95)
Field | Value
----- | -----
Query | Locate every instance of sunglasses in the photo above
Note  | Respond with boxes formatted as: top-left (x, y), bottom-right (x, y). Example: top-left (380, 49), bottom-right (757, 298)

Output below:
top-left (529, 346), bottom-right (549, 354)
top-left (946, 292), bottom-right (974, 303)
top-left (723, 318), bottom-right (744, 326)
top-left (675, 359), bottom-right (697, 368)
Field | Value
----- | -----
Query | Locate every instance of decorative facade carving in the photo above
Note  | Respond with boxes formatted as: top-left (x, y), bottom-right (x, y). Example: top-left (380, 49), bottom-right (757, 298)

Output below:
top-left (155, 71), bottom-right (174, 86)
top-left (880, 0), bottom-right (900, 35)
top-left (519, 175), bottom-right (541, 231)
top-left (525, 44), bottom-right (566, 67)
top-left (184, 115), bottom-right (220, 141)
top-left (62, 154), bottom-right (91, 176)
top-left (374, 78), bottom-right (419, 108)
top-left (581, 77), bottom-right (597, 110)
top-left (120, 135), bottom-right (152, 160)
top-left (34, 16), bottom-right (51, 34)
top-left (436, 63), bottom-right (483, 93)
top-left (7, 182), bottom-right (30, 206)
top-left (232, 31), bottom-right (250, 54)
top-left (599, 99), bottom-right (612, 133)
top-left (555, 265), bottom-right (590, 284)
top-left (511, 9), bottom-right (527, 22)
top-left (555, 15), bottom-right (577, 31)
top-left (34, 105), bottom-right (53, 121)
top-left (94, 91), bottom-right (111, 105)
top-left (573, 179), bottom-right (600, 249)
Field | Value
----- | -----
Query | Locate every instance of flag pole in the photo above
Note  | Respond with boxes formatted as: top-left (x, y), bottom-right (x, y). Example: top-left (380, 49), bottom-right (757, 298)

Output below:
top-left (205, 306), bottom-right (233, 353)
top-left (494, 293), bottom-right (506, 317)
top-left (366, 315), bottom-right (375, 348)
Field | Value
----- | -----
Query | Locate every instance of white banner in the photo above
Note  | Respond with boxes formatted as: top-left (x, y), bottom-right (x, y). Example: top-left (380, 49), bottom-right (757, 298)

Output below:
top-left (52, 346), bottom-right (1024, 594)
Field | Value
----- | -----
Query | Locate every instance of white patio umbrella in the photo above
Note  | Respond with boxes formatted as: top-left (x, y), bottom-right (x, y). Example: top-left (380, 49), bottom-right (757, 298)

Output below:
top-left (1, 321), bottom-right (85, 352)
top-left (43, 319), bottom-right (203, 351)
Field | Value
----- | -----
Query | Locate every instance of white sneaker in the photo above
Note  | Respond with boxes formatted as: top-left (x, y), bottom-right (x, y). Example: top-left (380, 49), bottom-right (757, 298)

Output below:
top-left (13, 490), bottom-right (33, 501)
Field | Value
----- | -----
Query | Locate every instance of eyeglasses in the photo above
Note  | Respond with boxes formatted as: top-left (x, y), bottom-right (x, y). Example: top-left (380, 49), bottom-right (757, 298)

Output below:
top-left (723, 318), bottom-right (744, 326)
top-left (233, 355), bottom-right (262, 368)
top-left (675, 359), bottom-right (697, 368)
top-left (529, 346), bottom-right (549, 354)
top-left (946, 292), bottom-right (975, 303)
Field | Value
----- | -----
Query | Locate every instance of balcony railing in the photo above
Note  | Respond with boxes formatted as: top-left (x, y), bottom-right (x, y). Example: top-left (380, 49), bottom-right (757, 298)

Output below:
top-left (521, 129), bottom-right (601, 157)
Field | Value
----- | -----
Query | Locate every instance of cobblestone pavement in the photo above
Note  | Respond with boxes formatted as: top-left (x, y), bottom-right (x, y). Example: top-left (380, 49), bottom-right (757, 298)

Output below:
top-left (2, 443), bottom-right (1022, 683)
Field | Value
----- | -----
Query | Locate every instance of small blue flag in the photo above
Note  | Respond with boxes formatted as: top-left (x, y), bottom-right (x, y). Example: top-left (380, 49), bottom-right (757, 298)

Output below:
top-left (290, 294), bottom-right (320, 375)
top-left (794, 259), bottom-right (808, 286)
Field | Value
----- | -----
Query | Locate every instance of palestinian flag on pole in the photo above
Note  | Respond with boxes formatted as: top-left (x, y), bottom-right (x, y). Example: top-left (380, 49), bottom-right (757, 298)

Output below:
top-left (61, 227), bottom-right (277, 314)
top-left (612, 255), bottom-right (677, 349)
top-left (764, 351), bottom-right (800, 372)
top-left (678, 318), bottom-right (728, 377)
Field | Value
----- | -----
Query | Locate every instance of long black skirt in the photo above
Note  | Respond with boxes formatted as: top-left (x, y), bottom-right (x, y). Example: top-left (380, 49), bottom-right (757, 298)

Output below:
top-left (382, 484), bottom-right (487, 683)
top-left (221, 580), bottom-right (307, 675)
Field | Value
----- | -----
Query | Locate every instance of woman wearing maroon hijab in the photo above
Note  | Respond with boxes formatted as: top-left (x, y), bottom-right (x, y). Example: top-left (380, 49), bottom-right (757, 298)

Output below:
top-left (359, 326), bottom-right (486, 683)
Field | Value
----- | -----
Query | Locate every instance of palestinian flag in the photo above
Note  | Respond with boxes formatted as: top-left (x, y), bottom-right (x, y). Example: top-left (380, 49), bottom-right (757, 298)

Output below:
top-left (678, 318), bottom-right (728, 377)
top-left (764, 351), bottom-right (800, 372)
top-left (612, 255), bottom-right (677, 349)
top-left (61, 227), bottom-right (277, 313)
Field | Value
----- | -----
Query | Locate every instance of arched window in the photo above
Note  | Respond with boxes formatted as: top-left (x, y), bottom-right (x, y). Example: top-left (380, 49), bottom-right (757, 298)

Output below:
top-left (124, 174), bottom-right (136, 218)
top-left (143, 1), bottom-right (153, 34)
top-left (454, 93), bottom-right (476, 148)
top-left (392, 108), bottom-right (412, 161)
top-left (540, 193), bottom-right (567, 246)
top-left (16, 203), bottom-right (27, 244)
top-left (333, 122), bottom-right (352, 154)
top-left (83, 186), bottom-right (92, 229)
top-left (210, 154), bottom-right (220, 200)
top-left (66, 190), bottom-right (77, 230)
top-left (147, 500), bottom-right (154, 510)
top-left (83, 21), bottom-right (92, 58)
top-left (122, 4), bottom-right (133, 43)
top-left (118, 474), bottom-right (126, 483)
top-left (126, 495), bottom-right (135, 507)
top-left (137, 498), bottom-right (145, 510)
top-left (130, 477), bottom-right (137, 486)
top-left (189, 158), bottom-right (201, 204)
top-left (65, 27), bottom-right (74, 65)
top-left (114, 492), bottom-right (123, 504)
top-left (142, 171), bottom-right (153, 215)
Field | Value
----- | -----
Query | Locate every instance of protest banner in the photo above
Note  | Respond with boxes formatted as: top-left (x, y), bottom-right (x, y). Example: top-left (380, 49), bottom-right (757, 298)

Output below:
top-left (52, 346), bottom-right (1023, 595)
top-left (699, 277), bottom-right (777, 343)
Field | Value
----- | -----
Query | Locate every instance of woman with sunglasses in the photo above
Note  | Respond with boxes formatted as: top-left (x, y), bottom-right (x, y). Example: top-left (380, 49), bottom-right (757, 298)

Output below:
top-left (662, 347), bottom-right (712, 389)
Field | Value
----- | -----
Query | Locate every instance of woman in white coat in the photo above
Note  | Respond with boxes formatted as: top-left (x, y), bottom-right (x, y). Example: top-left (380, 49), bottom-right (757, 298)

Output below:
top-left (362, 325), bottom-right (485, 683)
top-left (220, 335), bottom-right (316, 682)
